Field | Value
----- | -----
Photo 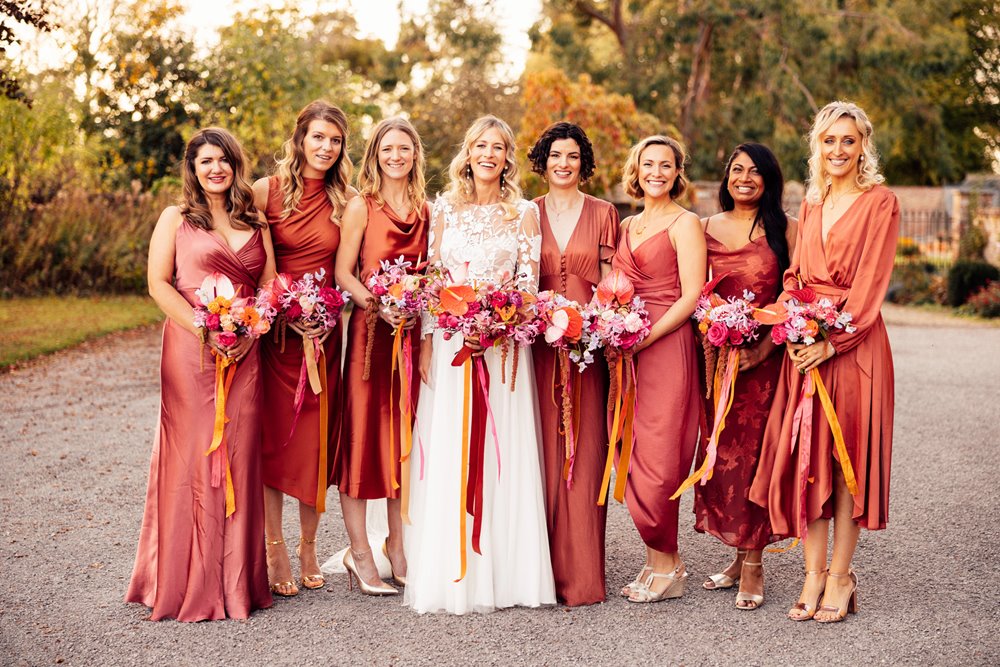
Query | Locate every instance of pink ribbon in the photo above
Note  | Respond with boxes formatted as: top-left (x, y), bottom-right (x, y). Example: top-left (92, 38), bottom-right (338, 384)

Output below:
top-left (476, 357), bottom-right (502, 479)
top-left (788, 371), bottom-right (815, 539)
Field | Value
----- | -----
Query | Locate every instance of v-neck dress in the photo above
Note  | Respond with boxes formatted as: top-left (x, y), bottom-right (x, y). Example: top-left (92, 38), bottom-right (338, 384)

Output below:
top-left (532, 194), bottom-right (619, 606)
top-left (750, 185), bottom-right (899, 536)
top-left (611, 218), bottom-right (700, 553)
top-left (693, 234), bottom-right (781, 550)
top-left (334, 195), bottom-right (429, 499)
top-left (126, 220), bottom-right (272, 621)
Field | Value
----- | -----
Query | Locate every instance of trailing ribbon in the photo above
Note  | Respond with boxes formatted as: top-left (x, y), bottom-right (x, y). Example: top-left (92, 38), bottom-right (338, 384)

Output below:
top-left (455, 359), bottom-right (472, 582)
top-left (555, 349), bottom-right (583, 490)
top-left (812, 367), bottom-right (859, 497)
top-left (205, 353), bottom-right (238, 518)
top-left (597, 351), bottom-right (637, 505)
top-left (315, 344), bottom-right (329, 513)
top-left (392, 322), bottom-right (417, 524)
top-left (670, 346), bottom-right (741, 499)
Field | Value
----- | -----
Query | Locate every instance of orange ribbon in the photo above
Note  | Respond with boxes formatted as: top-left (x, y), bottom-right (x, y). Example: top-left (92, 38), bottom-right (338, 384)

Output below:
top-left (205, 353), bottom-right (238, 517)
top-left (597, 352), bottom-right (637, 505)
top-left (455, 358), bottom-right (472, 582)
top-left (811, 367), bottom-right (859, 496)
top-left (390, 322), bottom-right (416, 524)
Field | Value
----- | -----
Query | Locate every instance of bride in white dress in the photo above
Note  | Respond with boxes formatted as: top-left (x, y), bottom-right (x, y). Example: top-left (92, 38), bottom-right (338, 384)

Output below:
top-left (404, 115), bottom-right (556, 614)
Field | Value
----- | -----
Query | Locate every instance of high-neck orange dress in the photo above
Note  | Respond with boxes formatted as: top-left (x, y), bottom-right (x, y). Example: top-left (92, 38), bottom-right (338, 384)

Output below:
top-left (750, 185), bottom-right (899, 536)
top-left (126, 221), bottom-right (272, 621)
top-left (693, 234), bottom-right (782, 550)
top-left (260, 176), bottom-right (342, 511)
top-left (533, 194), bottom-right (619, 606)
top-left (334, 196), bottom-right (429, 499)
top-left (611, 217), bottom-right (701, 553)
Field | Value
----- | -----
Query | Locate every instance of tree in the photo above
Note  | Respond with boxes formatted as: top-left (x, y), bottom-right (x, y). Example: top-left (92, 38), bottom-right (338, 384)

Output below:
top-left (0, 0), bottom-right (51, 105)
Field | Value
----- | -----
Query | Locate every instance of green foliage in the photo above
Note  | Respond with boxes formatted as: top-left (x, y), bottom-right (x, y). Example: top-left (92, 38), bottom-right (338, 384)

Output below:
top-left (961, 280), bottom-right (1000, 318)
top-left (0, 295), bottom-right (163, 369)
top-left (946, 260), bottom-right (1000, 306)
top-left (958, 222), bottom-right (989, 261)
top-left (0, 0), bottom-right (51, 105)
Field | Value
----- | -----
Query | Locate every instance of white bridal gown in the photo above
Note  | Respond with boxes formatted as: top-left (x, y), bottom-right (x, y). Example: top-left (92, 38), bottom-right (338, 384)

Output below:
top-left (404, 196), bottom-right (555, 614)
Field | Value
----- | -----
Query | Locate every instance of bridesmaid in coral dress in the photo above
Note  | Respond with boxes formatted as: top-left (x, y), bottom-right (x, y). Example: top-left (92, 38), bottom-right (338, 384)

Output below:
top-left (693, 143), bottom-right (796, 611)
top-left (251, 101), bottom-right (355, 597)
top-left (127, 128), bottom-right (275, 621)
top-left (333, 117), bottom-right (429, 595)
top-left (750, 102), bottom-right (899, 623)
top-left (613, 136), bottom-right (705, 604)
top-left (527, 122), bottom-right (618, 606)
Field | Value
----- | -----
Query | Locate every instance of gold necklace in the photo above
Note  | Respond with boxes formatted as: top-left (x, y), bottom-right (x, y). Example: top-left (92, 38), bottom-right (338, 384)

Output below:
top-left (546, 192), bottom-right (583, 225)
top-left (826, 187), bottom-right (861, 210)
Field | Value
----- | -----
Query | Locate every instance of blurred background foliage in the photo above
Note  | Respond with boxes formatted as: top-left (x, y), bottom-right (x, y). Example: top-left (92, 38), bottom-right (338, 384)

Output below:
top-left (1, 0), bottom-right (998, 296)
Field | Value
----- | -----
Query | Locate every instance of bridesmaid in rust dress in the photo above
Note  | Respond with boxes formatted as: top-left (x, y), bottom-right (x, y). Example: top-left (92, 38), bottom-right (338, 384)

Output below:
top-left (693, 143), bottom-right (796, 610)
top-left (527, 122), bottom-right (618, 606)
top-left (333, 118), bottom-right (429, 595)
top-left (614, 136), bottom-right (705, 604)
top-left (750, 102), bottom-right (899, 623)
top-left (251, 101), bottom-right (355, 597)
top-left (127, 128), bottom-right (275, 621)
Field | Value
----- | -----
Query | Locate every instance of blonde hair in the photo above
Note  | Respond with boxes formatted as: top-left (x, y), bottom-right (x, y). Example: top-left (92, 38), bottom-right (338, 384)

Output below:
top-left (446, 115), bottom-right (523, 220)
top-left (274, 100), bottom-right (353, 221)
top-left (358, 117), bottom-right (427, 214)
top-left (622, 135), bottom-right (688, 201)
top-left (805, 101), bottom-right (884, 205)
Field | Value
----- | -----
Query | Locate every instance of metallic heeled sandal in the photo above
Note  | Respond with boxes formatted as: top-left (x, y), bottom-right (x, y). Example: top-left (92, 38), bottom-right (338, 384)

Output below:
top-left (814, 570), bottom-right (858, 623)
top-left (627, 564), bottom-right (688, 603)
top-left (382, 538), bottom-right (407, 587)
top-left (343, 548), bottom-right (398, 596)
top-left (734, 560), bottom-right (764, 610)
top-left (788, 569), bottom-right (828, 621)
top-left (704, 549), bottom-right (748, 590)
top-left (265, 537), bottom-right (299, 597)
top-left (620, 565), bottom-right (653, 597)
top-left (297, 537), bottom-right (325, 590)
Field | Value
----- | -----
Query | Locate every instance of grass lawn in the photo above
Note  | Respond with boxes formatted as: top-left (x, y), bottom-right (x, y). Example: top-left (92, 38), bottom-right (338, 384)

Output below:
top-left (0, 295), bottom-right (163, 370)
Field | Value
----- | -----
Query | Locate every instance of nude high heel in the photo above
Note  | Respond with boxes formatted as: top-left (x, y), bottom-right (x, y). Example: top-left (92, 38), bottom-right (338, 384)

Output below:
top-left (343, 548), bottom-right (398, 596)
top-left (815, 570), bottom-right (858, 623)
top-left (627, 564), bottom-right (688, 603)
top-left (382, 538), bottom-right (407, 587)
top-left (297, 537), bottom-right (325, 590)
top-left (265, 538), bottom-right (299, 598)
top-left (734, 560), bottom-right (764, 610)
top-left (621, 565), bottom-right (653, 597)
top-left (788, 569), bottom-right (828, 621)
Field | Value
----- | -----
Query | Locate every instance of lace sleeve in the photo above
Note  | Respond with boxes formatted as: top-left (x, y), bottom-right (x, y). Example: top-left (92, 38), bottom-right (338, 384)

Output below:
top-left (422, 197), bottom-right (448, 336)
top-left (514, 201), bottom-right (541, 294)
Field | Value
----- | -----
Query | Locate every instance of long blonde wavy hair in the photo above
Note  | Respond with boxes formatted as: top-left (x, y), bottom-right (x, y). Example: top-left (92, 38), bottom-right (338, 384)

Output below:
top-left (358, 117), bottom-right (427, 214)
top-left (446, 115), bottom-right (523, 220)
top-left (805, 101), bottom-right (885, 205)
top-left (180, 127), bottom-right (263, 231)
top-left (274, 100), bottom-right (353, 221)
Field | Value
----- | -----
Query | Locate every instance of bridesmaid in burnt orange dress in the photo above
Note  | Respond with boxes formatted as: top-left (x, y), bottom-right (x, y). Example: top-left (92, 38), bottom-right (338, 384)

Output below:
top-left (333, 118), bottom-right (429, 595)
top-left (693, 143), bottom-right (796, 611)
top-left (613, 136), bottom-right (705, 604)
top-left (251, 101), bottom-right (355, 597)
top-left (527, 122), bottom-right (618, 606)
top-left (127, 128), bottom-right (275, 621)
top-left (750, 102), bottom-right (899, 623)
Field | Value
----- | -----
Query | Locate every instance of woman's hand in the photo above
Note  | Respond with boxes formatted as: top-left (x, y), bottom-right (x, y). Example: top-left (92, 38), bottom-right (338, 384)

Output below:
top-left (738, 344), bottom-right (765, 371)
top-left (207, 331), bottom-right (253, 362)
top-left (379, 305), bottom-right (414, 331)
top-left (463, 335), bottom-right (485, 357)
top-left (785, 341), bottom-right (805, 363)
top-left (419, 336), bottom-right (433, 386)
top-left (794, 339), bottom-right (835, 373)
top-left (288, 320), bottom-right (331, 344)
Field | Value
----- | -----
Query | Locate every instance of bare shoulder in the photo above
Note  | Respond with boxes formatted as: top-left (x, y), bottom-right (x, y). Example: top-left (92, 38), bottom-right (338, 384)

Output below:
top-left (157, 205), bottom-right (184, 230)
top-left (675, 209), bottom-right (702, 231)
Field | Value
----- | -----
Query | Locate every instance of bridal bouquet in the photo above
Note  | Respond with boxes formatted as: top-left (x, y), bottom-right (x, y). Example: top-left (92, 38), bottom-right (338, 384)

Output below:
top-left (588, 269), bottom-right (650, 506)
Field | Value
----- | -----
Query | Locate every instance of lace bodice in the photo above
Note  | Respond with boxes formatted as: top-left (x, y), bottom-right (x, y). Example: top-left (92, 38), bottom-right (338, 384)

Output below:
top-left (423, 196), bottom-right (541, 335)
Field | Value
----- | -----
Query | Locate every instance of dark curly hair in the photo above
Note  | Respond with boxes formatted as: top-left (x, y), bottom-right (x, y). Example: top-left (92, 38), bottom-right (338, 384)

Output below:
top-left (527, 121), bottom-right (596, 183)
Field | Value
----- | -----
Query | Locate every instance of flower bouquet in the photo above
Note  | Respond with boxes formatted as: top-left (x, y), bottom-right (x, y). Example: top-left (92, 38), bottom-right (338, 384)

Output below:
top-left (672, 271), bottom-right (762, 499)
top-left (588, 269), bottom-right (651, 506)
top-left (754, 283), bottom-right (859, 538)
top-left (192, 272), bottom-right (275, 517)
top-left (261, 268), bottom-right (349, 513)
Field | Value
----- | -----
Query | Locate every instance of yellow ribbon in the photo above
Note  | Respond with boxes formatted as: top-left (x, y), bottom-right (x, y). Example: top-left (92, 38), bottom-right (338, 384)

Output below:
top-left (455, 358), bottom-right (472, 582)
top-left (397, 324), bottom-right (414, 525)
top-left (206, 353), bottom-right (238, 517)
top-left (597, 358), bottom-right (624, 506)
top-left (612, 363), bottom-right (636, 503)
top-left (811, 367), bottom-right (859, 496)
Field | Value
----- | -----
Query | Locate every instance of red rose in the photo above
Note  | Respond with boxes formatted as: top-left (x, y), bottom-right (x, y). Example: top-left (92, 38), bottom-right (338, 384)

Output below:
top-left (490, 292), bottom-right (508, 309)
top-left (728, 328), bottom-right (744, 346)
top-left (217, 331), bottom-right (237, 347)
top-left (285, 302), bottom-right (303, 321)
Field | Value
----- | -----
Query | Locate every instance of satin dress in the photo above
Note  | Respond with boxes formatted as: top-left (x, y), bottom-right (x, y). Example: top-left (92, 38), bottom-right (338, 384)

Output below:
top-left (693, 234), bottom-right (781, 550)
top-left (334, 196), bottom-right (428, 499)
top-left (126, 220), bottom-right (272, 622)
top-left (611, 217), bottom-right (700, 553)
top-left (260, 176), bottom-right (342, 510)
top-left (750, 185), bottom-right (899, 536)
top-left (533, 194), bottom-right (618, 606)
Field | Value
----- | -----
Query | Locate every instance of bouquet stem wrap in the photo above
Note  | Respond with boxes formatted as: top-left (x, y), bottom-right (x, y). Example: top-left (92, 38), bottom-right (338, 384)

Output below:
top-left (205, 354), bottom-right (238, 518)
top-left (670, 345), bottom-right (741, 499)
top-left (597, 351), bottom-right (637, 505)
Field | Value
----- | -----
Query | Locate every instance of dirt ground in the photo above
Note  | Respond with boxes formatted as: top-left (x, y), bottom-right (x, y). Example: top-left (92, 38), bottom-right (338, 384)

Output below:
top-left (1, 309), bottom-right (998, 666)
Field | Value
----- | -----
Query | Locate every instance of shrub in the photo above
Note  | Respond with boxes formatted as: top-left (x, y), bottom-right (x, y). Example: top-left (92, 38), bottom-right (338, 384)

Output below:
top-left (958, 222), bottom-right (988, 261)
top-left (961, 281), bottom-right (1000, 318)
top-left (946, 260), bottom-right (1000, 307)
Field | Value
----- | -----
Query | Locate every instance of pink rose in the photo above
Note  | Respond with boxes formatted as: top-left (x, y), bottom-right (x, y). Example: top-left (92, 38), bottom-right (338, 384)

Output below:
top-left (371, 283), bottom-right (388, 297)
top-left (490, 292), bottom-right (508, 309)
top-left (205, 312), bottom-right (221, 330)
top-left (771, 325), bottom-right (788, 345)
top-left (320, 287), bottom-right (343, 308)
top-left (466, 302), bottom-right (481, 315)
top-left (706, 321), bottom-right (728, 347)
top-left (217, 331), bottom-right (237, 347)
top-left (728, 328), bottom-right (744, 346)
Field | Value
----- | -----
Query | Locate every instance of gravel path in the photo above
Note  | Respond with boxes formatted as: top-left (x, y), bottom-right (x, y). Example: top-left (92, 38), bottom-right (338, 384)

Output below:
top-left (2, 313), bottom-right (998, 666)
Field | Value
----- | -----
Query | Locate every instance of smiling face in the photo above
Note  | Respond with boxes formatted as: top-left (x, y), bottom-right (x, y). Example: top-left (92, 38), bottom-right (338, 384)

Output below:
top-left (637, 143), bottom-right (680, 199)
top-left (726, 151), bottom-right (764, 207)
top-left (468, 127), bottom-right (508, 184)
top-left (300, 119), bottom-right (344, 179)
top-left (377, 128), bottom-right (415, 182)
top-left (194, 143), bottom-right (234, 196)
top-left (820, 116), bottom-right (863, 182)
top-left (545, 137), bottom-right (582, 189)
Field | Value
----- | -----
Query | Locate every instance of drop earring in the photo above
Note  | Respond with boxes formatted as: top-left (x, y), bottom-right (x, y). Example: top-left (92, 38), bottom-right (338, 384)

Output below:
top-left (500, 167), bottom-right (508, 199)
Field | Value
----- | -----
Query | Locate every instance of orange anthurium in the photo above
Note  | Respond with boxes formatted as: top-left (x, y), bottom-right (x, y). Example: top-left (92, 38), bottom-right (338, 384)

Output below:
top-left (559, 306), bottom-right (583, 339)
top-left (753, 302), bottom-right (788, 325)
top-left (595, 268), bottom-right (635, 305)
top-left (786, 287), bottom-right (817, 303)
top-left (440, 284), bottom-right (477, 316)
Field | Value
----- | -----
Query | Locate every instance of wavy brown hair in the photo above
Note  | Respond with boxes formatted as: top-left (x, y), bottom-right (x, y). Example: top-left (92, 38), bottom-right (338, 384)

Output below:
top-left (180, 127), bottom-right (262, 231)
top-left (358, 117), bottom-right (427, 214)
top-left (274, 100), bottom-right (353, 221)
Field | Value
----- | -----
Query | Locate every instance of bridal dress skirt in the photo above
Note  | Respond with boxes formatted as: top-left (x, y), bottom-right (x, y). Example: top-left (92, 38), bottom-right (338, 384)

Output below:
top-left (404, 332), bottom-right (556, 614)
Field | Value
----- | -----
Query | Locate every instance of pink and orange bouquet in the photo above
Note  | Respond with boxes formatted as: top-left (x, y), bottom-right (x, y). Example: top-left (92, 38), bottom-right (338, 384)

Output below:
top-left (759, 287), bottom-right (857, 346)
top-left (193, 272), bottom-right (273, 347)
top-left (693, 283), bottom-right (761, 350)
top-left (534, 290), bottom-right (601, 372)
top-left (367, 255), bottom-right (429, 321)
top-left (273, 268), bottom-right (349, 333)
